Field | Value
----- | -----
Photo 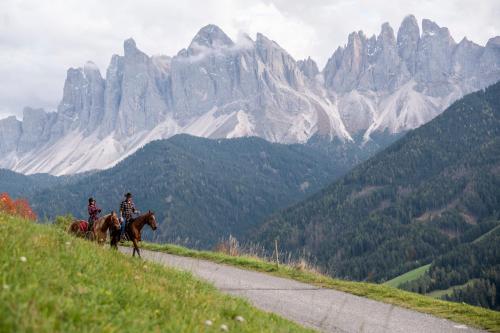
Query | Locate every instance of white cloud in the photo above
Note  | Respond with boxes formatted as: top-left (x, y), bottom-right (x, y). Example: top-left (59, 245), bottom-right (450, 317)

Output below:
top-left (0, 0), bottom-right (499, 119)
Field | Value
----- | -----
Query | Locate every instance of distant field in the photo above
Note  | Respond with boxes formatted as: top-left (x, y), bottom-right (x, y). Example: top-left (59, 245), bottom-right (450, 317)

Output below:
top-left (383, 264), bottom-right (431, 288)
top-left (426, 279), bottom-right (480, 299)
top-left (0, 214), bottom-right (313, 333)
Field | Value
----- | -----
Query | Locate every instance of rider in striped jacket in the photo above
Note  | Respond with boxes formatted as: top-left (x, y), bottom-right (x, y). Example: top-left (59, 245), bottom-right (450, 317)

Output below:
top-left (119, 192), bottom-right (137, 240)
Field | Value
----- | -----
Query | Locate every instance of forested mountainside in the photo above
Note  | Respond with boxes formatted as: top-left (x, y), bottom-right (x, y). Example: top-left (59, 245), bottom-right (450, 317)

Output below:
top-left (0, 169), bottom-right (83, 198)
top-left (400, 223), bottom-right (500, 310)
top-left (254, 82), bottom-right (500, 296)
top-left (1, 135), bottom-right (350, 247)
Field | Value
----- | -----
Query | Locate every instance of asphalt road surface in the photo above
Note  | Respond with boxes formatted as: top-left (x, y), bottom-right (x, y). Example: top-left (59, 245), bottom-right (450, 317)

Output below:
top-left (119, 247), bottom-right (485, 333)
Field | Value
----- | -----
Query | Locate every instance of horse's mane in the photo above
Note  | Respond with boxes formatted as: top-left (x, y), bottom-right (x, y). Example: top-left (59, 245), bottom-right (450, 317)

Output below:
top-left (132, 211), bottom-right (155, 224)
top-left (93, 214), bottom-right (112, 230)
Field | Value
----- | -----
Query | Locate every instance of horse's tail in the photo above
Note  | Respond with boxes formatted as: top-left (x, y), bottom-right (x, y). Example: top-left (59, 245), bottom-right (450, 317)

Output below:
top-left (68, 220), bottom-right (88, 236)
top-left (68, 221), bottom-right (78, 234)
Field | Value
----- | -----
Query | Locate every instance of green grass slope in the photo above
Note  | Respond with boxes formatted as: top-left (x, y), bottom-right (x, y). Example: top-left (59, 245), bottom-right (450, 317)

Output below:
top-left (426, 280), bottom-right (479, 299)
top-left (384, 264), bottom-right (431, 288)
top-left (136, 241), bottom-right (500, 332)
top-left (0, 214), bottom-right (313, 333)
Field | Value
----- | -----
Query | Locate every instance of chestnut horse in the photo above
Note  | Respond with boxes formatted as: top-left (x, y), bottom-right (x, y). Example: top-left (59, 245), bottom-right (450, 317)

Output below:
top-left (68, 212), bottom-right (120, 243)
top-left (111, 211), bottom-right (157, 256)
top-left (93, 212), bottom-right (121, 244)
top-left (68, 219), bottom-right (91, 239)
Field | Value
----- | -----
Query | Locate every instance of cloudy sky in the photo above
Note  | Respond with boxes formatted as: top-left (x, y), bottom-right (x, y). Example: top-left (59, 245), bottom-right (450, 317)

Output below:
top-left (1, 0), bottom-right (499, 119)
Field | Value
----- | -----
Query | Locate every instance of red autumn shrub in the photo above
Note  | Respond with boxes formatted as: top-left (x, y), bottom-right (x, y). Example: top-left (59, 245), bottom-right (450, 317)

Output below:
top-left (0, 193), bottom-right (14, 214)
top-left (0, 193), bottom-right (37, 221)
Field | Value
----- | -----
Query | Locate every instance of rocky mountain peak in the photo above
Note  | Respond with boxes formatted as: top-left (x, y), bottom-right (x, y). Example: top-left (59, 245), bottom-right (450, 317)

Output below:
top-left (397, 15), bottom-right (420, 74)
top-left (0, 115), bottom-right (22, 154)
top-left (18, 107), bottom-right (53, 151)
top-left (188, 24), bottom-right (234, 54)
top-left (421, 18), bottom-right (440, 35)
top-left (22, 106), bottom-right (47, 118)
top-left (346, 30), bottom-right (366, 46)
top-left (400, 14), bottom-right (419, 31)
top-left (124, 38), bottom-right (138, 54)
top-left (479, 36), bottom-right (500, 86)
top-left (458, 36), bottom-right (470, 44)
top-left (455, 36), bottom-right (482, 53)
top-left (1, 15), bottom-right (499, 175)
top-left (486, 36), bottom-right (500, 48)
top-left (297, 57), bottom-right (319, 80)
top-left (84, 60), bottom-right (100, 72)
top-left (379, 22), bottom-right (395, 41)
top-left (416, 18), bottom-right (457, 90)
top-left (83, 61), bottom-right (103, 82)
top-left (255, 32), bottom-right (295, 64)
top-left (421, 19), bottom-right (455, 44)
top-left (452, 37), bottom-right (484, 81)
top-left (123, 38), bottom-right (150, 65)
top-left (255, 32), bottom-right (281, 50)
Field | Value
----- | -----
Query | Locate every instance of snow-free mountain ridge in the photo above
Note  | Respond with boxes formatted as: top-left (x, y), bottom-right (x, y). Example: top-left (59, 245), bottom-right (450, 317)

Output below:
top-left (1, 15), bottom-right (500, 175)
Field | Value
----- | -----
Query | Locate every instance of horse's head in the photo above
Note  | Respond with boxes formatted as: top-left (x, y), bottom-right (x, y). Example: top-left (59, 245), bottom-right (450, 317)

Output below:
top-left (109, 211), bottom-right (121, 230)
top-left (147, 210), bottom-right (157, 231)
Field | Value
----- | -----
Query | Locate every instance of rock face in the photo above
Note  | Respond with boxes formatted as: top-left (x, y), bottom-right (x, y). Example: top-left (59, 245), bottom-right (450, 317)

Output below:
top-left (397, 15), bottom-right (420, 75)
top-left (0, 116), bottom-right (22, 154)
top-left (322, 15), bottom-right (500, 138)
top-left (1, 16), bottom-right (500, 175)
top-left (116, 39), bottom-right (169, 137)
top-left (297, 57), bottom-right (319, 80)
top-left (18, 107), bottom-right (55, 152)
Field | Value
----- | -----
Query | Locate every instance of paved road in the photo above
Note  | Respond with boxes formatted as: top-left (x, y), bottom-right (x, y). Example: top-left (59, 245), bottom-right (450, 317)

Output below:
top-left (119, 247), bottom-right (485, 333)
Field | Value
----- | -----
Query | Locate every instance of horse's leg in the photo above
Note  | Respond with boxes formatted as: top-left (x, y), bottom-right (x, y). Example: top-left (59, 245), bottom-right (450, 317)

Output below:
top-left (114, 230), bottom-right (120, 249)
top-left (132, 238), bottom-right (140, 258)
top-left (110, 231), bottom-right (117, 249)
top-left (98, 231), bottom-right (105, 245)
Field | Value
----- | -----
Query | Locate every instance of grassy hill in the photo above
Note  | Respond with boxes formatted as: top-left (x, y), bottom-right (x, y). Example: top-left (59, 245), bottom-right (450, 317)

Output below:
top-left (2, 213), bottom-right (499, 332)
top-left (384, 264), bottom-right (430, 288)
top-left (0, 213), bottom-right (312, 332)
top-left (254, 82), bottom-right (500, 308)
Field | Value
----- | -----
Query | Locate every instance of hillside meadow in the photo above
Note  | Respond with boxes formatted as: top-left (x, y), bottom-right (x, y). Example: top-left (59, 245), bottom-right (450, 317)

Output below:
top-left (0, 213), bottom-right (313, 333)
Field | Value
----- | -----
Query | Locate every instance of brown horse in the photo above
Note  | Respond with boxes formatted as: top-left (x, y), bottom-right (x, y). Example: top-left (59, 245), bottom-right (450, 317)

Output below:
top-left (114, 211), bottom-right (157, 257)
top-left (93, 212), bottom-right (121, 244)
top-left (68, 212), bottom-right (120, 243)
top-left (68, 220), bottom-right (91, 238)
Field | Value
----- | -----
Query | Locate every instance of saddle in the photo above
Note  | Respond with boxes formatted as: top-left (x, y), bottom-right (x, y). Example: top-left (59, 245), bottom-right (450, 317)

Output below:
top-left (78, 220), bottom-right (89, 233)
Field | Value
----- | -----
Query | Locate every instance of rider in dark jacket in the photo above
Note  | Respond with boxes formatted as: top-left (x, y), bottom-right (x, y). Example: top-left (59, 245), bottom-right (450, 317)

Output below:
top-left (87, 197), bottom-right (101, 232)
top-left (119, 192), bottom-right (137, 240)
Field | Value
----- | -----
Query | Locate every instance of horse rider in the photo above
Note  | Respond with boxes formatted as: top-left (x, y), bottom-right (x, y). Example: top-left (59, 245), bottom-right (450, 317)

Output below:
top-left (119, 192), bottom-right (138, 240)
top-left (87, 197), bottom-right (101, 232)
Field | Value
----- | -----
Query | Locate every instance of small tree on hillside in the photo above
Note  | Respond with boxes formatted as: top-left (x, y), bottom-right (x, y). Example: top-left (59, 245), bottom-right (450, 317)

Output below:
top-left (0, 193), bottom-right (37, 221)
